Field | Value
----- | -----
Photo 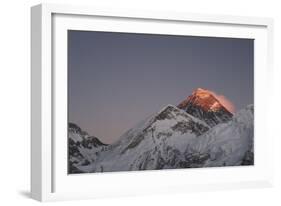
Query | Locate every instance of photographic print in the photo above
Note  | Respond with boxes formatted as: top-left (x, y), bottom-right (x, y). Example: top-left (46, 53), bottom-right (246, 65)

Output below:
top-left (68, 31), bottom-right (254, 174)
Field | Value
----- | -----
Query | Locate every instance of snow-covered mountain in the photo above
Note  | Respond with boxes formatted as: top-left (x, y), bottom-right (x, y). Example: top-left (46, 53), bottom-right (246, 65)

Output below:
top-left (76, 105), bottom-right (211, 172)
top-left (68, 102), bottom-right (254, 173)
top-left (68, 123), bottom-right (108, 173)
top-left (178, 88), bottom-right (233, 127)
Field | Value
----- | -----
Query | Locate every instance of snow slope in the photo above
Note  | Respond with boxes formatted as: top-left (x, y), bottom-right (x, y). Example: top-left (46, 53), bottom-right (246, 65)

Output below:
top-left (183, 104), bottom-right (254, 167)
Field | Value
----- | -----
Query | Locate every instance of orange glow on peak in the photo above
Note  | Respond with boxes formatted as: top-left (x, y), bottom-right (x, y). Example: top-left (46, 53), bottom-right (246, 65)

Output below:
top-left (193, 88), bottom-right (235, 113)
top-left (178, 88), bottom-right (236, 114)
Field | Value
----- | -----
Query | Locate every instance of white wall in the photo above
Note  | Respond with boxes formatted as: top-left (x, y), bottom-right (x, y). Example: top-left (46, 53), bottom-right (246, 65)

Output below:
top-left (0, 0), bottom-right (280, 205)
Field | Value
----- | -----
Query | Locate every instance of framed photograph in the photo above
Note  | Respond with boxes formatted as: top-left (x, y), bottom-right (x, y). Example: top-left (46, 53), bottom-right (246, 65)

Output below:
top-left (31, 3), bottom-right (274, 201)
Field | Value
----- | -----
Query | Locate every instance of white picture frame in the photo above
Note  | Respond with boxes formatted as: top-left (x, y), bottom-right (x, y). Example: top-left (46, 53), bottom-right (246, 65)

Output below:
top-left (31, 3), bottom-right (274, 202)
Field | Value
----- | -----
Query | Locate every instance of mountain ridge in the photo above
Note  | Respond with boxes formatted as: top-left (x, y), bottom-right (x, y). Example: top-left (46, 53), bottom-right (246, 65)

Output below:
top-left (68, 89), bottom-right (253, 173)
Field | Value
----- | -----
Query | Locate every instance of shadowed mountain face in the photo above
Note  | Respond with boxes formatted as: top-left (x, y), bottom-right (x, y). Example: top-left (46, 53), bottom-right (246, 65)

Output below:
top-left (177, 88), bottom-right (233, 127)
top-left (68, 88), bottom-right (253, 174)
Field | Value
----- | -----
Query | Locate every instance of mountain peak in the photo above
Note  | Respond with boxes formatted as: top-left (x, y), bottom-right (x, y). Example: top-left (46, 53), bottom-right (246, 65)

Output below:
top-left (177, 88), bottom-right (233, 127)
top-left (179, 88), bottom-right (230, 113)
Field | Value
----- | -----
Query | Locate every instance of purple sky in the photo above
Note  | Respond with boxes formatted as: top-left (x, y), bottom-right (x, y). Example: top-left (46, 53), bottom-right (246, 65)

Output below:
top-left (68, 30), bottom-right (254, 144)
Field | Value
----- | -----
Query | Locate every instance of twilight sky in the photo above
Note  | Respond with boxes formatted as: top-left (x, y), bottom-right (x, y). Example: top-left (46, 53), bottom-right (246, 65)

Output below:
top-left (68, 30), bottom-right (254, 144)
